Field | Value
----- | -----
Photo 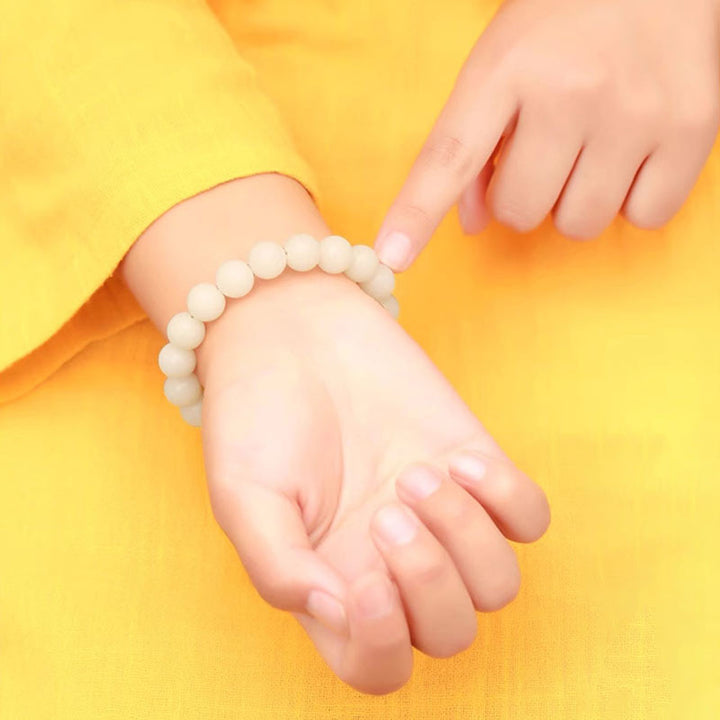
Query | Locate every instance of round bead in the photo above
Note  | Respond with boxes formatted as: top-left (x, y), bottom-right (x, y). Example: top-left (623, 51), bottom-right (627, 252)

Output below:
top-left (216, 259), bottom-right (254, 298)
top-left (166, 312), bottom-right (206, 350)
top-left (163, 374), bottom-right (202, 407)
top-left (380, 295), bottom-right (400, 319)
top-left (187, 282), bottom-right (226, 322)
top-left (360, 263), bottom-right (395, 300)
top-left (180, 401), bottom-right (203, 427)
top-left (318, 235), bottom-right (353, 274)
top-left (345, 244), bottom-right (379, 283)
top-left (158, 343), bottom-right (197, 377)
top-left (248, 241), bottom-right (287, 279)
top-left (285, 234), bottom-right (320, 272)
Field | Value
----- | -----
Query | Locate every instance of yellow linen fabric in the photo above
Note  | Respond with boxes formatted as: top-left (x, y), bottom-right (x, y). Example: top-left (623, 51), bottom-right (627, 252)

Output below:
top-left (1, 1), bottom-right (719, 718)
top-left (0, 0), bottom-right (316, 384)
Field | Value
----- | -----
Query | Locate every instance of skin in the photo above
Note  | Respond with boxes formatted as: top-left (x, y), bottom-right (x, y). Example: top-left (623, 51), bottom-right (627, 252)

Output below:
top-left (120, 174), bottom-right (550, 694)
top-left (375, 0), bottom-right (720, 271)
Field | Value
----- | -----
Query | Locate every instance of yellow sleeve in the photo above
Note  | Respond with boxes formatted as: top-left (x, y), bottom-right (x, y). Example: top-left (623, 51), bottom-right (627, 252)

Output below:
top-left (0, 0), bottom-right (317, 380)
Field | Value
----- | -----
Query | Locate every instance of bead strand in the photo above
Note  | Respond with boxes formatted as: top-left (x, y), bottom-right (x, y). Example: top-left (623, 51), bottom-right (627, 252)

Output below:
top-left (158, 235), bottom-right (399, 427)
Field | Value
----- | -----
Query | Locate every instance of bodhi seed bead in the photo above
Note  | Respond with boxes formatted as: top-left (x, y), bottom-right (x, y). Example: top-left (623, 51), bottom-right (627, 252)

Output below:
top-left (216, 259), bottom-right (254, 298)
top-left (187, 282), bottom-right (226, 322)
top-left (166, 312), bottom-right (206, 349)
top-left (163, 374), bottom-right (202, 407)
top-left (360, 263), bottom-right (395, 300)
top-left (158, 343), bottom-right (197, 377)
top-left (380, 295), bottom-right (400, 319)
top-left (345, 244), bottom-right (379, 283)
top-left (180, 401), bottom-right (203, 427)
top-left (162, 236), bottom-right (401, 427)
top-left (248, 241), bottom-right (287, 279)
top-left (318, 235), bottom-right (353, 274)
top-left (285, 233), bottom-right (320, 271)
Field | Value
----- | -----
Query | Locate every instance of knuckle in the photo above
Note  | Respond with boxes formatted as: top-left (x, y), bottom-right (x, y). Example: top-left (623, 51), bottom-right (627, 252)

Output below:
top-left (406, 551), bottom-right (449, 586)
top-left (556, 65), bottom-right (611, 104)
top-left (672, 96), bottom-right (720, 137)
top-left (365, 626), bottom-right (411, 654)
top-left (553, 207), bottom-right (603, 241)
top-left (396, 202), bottom-right (435, 229)
top-left (623, 201), bottom-right (668, 230)
top-left (491, 195), bottom-right (541, 233)
top-left (419, 134), bottom-right (474, 179)
top-left (340, 665), bottom-right (412, 696)
top-left (428, 621), bottom-right (478, 659)
top-left (440, 495), bottom-right (476, 529)
top-left (254, 571), bottom-right (292, 610)
top-left (475, 562), bottom-right (522, 612)
top-left (489, 471), bottom-right (523, 509)
top-left (526, 488), bottom-right (552, 541)
top-left (621, 87), bottom-right (664, 132)
top-left (425, 632), bottom-right (477, 659)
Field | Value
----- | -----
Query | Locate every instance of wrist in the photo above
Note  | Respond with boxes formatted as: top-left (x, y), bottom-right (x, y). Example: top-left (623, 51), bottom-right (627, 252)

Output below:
top-left (194, 267), bottom-right (367, 388)
top-left (119, 173), bottom-right (331, 331)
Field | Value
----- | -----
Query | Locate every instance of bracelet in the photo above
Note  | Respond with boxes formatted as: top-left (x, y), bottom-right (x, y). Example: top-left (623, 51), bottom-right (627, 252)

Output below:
top-left (157, 234), bottom-right (399, 427)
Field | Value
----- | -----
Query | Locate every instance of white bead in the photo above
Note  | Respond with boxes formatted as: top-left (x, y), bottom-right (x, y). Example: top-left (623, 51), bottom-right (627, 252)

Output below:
top-left (166, 312), bottom-right (206, 349)
top-left (216, 259), bottom-right (254, 298)
top-left (360, 263), bottom-right (395, 300)
top-left (158, 343), bottom-right (196, 377)
top-left (380, 295), bottom-right (400, 319)
top-left (180, 401), bottom-right (203, 427)
top-left (187, 282), bottom-right (226, 322)
top-left (345, 244), bottom-right (379, 283)
top-left (285, 234), bottom-right (320, 271)
top-left (163, 374), bottom-right (202, 407)
top-left (248, 241), bottom-right (287, 279)
top-left (318, 235), bottom-right (353, 274)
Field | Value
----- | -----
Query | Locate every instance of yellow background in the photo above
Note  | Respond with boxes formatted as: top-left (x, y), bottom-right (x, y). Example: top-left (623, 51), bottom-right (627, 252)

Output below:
top-left (1, 0), bottom-right (718, 717)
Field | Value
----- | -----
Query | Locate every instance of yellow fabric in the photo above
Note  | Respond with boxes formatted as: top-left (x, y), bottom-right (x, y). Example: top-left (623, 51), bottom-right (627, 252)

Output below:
top-left (1, 0), bottom-right (719, 717)
top-left (0, 0), bottom-right (316, 378)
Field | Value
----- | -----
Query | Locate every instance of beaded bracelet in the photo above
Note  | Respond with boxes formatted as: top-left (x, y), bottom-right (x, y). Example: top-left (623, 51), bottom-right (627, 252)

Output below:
top-left (158, 234), bottom-right (399, 427)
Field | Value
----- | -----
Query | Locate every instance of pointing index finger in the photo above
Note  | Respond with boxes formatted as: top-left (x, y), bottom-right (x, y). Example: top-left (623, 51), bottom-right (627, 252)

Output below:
top-left (375, 66), bottom-right (516, 271)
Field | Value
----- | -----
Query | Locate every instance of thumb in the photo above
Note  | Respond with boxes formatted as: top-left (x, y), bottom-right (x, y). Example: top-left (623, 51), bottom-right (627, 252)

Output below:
top-left (374, 59), bottom-right (515, 272)
top-left (201, 364), bottom-right (351, 637)
top-left (209, 476), bottom-right (350, 637)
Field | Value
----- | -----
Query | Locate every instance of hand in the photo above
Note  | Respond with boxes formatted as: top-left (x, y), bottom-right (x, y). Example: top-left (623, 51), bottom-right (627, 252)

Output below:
top-left (196, 269), bottom-right (550, 694)
top-left (120, 173), bottom-right (549, 695)
top-left (375, 0), bottom-right (720, 270)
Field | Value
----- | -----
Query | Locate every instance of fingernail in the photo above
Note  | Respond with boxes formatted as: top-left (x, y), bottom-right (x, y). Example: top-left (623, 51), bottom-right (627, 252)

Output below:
top-left (397, 465), bottom-right (442, 500)
top-left (375, 231), bottom-right (412, 272)
top-left (373, 505), bottom-right (418, 545)
top-left (306, 590), bottom-right (349, 636)
top-left (356, 573), bottom-right (394, 619)
top-left (449, 452), bottom-right (488, 484)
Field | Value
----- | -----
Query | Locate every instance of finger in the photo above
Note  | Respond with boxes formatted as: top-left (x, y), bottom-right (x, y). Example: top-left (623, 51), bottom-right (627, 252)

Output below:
top-left (375, 68), bottom-right (517, 271)
top-left (487, 102), bottom-right (583, 233)
top-left (369, 502), bottom-right (477, 658)
top-left (209, 478), bottom-right (350, 636)
top-left (457, 159), bottom-right (494, 235)
top-left (448, 449), bottom-right (551, 543)
top-left (623, 118), bottom-right (719, 230)
top-left (553, 137), bottom-right (648, 240)
top-left (395, 464), bottom-right (521, 612)
top-left (330, 571), bottom-right (414, 695)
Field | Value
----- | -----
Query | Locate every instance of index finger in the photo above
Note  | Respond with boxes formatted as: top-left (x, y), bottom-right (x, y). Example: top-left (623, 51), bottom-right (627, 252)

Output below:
top-left (375, 63), bottom-right (516, 271)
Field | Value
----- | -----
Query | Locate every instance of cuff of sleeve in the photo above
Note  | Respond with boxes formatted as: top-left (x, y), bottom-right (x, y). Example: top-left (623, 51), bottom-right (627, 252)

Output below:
top-left (0, 0), bottom-right (320, 379)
